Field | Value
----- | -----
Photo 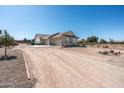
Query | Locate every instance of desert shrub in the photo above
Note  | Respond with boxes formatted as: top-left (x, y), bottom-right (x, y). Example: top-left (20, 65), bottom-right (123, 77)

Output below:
top-left (109, 50), bottom-right (114, 53)
top-left (114, 52), bottom-right (118, 55)
top-left (118, 52), bottom-right (120, 54)
top-left (103, 46), bottom-right (109, 48)
top-left (98, 51), bottom-right (102, 54)
top-left (101, 50), bottom-right (108, 55)
top-left (99, 50), bottom-right (122, 56)
top-left (78, 39), bottom-right (86, 47)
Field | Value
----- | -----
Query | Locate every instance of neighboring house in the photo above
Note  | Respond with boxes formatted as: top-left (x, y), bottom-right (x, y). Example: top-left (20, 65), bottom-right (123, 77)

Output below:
top-left (34, 31), bottom-right (79, 46)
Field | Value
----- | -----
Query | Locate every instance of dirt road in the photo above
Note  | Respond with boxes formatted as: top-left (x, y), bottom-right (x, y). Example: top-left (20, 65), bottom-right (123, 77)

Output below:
top-left (16, 45), bottom-right (124, 88)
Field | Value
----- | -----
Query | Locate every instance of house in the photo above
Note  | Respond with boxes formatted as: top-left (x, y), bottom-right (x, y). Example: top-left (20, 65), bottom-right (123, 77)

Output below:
top-left (34, 31), bottom-right (79, 46)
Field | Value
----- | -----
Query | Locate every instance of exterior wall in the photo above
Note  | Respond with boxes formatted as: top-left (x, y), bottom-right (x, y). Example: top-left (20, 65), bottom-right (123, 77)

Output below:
top-left (43, 39), bottom-right (49, 45)
top-left (37, 39), bottom-right (49, 45)
top-left (50, 36), bottom-right (78, 46)
top-left (49, 37), bottom-right (63, 46)
top-left (35, 37), bottom-right (49, 45)
top-left (41, 39), bottom-right (46, 45)
top-left (74, 38), bottom-right (78, 45)
top-left (62, 36), bottom-right (78, 46)
top-left (35, 36), bottom-right (41, 44)
top-left (35, 36), bottom-right (78, 46)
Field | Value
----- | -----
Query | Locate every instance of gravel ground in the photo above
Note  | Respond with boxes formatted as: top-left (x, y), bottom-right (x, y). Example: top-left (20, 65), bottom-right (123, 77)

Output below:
top-left (16, 45), bottom-right (124, 88)
top-left (0, 48), bottom-right (36, 88)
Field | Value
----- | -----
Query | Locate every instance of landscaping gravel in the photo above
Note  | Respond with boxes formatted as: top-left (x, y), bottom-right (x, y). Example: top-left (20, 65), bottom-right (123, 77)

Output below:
top-left (0, 48), bottom-right (36, 88)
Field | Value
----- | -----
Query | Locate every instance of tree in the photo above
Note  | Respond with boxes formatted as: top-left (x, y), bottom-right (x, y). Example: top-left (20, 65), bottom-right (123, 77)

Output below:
top-left (24, 38), bottom-right (27, 43)
top-left (86, 36), bottom-right (99, 43)
top-left (0, 29), bottom-right (15, 58)
top-left (99, 39), bottom-right (107, 44)
top-left (23, 38), bottom-right (32, 44)
top-left (109, 38), bottom-right (114, 44)
top-left (109, 38), bottom-right (117, 49)
top-left (0, 30), bottom-right (2, 34)
top-left (0, 30), bottom-right (2, 46)
top-left (27, 39), bottom-right (32, 44)
top-left (31, 39), bottom-right (35, 45)
top-left (99, 39), bottom-right (108, 48)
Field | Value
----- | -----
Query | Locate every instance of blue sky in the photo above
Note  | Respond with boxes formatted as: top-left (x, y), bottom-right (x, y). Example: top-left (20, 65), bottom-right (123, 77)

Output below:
top-left (0, 5), bottom-right (124, 41)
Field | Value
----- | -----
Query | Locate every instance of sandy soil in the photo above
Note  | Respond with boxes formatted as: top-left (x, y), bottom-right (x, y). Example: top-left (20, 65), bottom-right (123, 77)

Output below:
top-left (0, 48), bottom-right (35, 88)
top-left (92, 44), bottom-right (124, 50)
top-left (15, 45), bottom-right (124, 88)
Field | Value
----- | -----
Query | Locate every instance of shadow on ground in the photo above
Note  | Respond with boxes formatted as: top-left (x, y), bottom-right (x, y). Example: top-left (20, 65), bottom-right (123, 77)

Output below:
top-left (0, 56), bottom-right (17, 61)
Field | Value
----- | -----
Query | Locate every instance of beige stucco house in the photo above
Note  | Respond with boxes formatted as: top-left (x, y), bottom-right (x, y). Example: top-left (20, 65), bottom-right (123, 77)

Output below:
top-left (34, 31), bottom-right (78, 46)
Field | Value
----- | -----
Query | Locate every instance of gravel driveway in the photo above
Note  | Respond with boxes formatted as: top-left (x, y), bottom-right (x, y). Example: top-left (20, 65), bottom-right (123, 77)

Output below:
top-left (16, 45), bottom-right (124, 88)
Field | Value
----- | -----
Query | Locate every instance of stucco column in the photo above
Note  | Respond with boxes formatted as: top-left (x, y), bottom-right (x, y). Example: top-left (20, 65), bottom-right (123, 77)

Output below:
top-left (66, 37), bottom-right (68, 45)
top-left (47, 39), bottom-right (50, 45)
